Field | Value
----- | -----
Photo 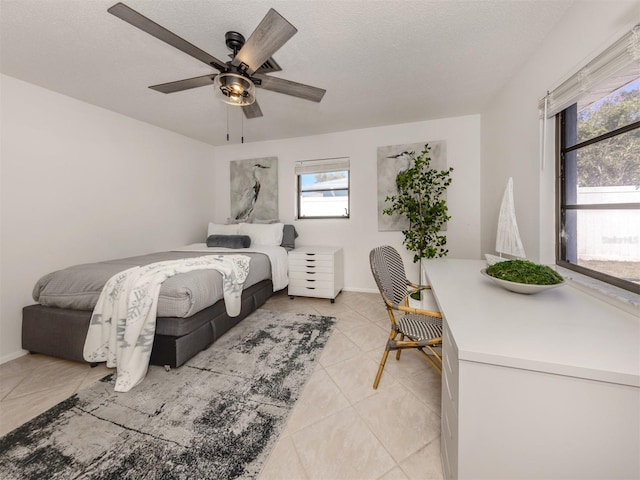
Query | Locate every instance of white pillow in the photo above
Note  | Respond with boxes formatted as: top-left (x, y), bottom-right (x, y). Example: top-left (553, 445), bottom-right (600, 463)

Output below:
top-left (238, 222), bottom-right (284, 246)
top-left (208, 222), bottom-right (240, 237)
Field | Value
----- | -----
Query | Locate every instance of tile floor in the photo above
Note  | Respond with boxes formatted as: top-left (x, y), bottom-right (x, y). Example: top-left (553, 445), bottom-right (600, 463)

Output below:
top-left (0, 290), bottom-right (443, 479)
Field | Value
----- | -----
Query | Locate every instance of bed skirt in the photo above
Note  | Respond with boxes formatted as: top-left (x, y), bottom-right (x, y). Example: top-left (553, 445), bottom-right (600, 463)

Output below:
top-left (22, 279), bottom-right (275, 369)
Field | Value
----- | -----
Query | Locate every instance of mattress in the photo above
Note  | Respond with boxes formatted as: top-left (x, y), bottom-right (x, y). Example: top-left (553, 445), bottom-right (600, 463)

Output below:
top-left (32, 251), bottom-right (271, 318)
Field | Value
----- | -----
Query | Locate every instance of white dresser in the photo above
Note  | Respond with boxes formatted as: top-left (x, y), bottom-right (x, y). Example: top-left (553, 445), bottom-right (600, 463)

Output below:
top-left (423, 259), bottom-right (640, 480)
top-left (288, 246), bottom-right (344, 302)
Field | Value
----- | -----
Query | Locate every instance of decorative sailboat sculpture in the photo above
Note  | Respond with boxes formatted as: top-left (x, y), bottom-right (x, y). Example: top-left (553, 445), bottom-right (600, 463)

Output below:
top-left (485, 177), bottom-right (526, 265)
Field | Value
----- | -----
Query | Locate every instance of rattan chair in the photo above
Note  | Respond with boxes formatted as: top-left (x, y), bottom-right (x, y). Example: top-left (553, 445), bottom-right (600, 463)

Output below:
top-left (369, 245), bottom-right (443, 389)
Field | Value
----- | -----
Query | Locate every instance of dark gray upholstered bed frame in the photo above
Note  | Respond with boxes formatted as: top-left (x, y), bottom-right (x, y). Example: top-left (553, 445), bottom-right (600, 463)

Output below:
top-left (22, 279), bottom-right (275, 368)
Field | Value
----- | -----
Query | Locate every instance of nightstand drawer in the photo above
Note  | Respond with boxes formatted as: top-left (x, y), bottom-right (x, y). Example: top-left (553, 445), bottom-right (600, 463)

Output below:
top-left (288, 257), bottom-right (334, 270)
top-left (288, 251), bottom-right (333, 260)
top-left (288, 264), bottom-right (334, 275)
top-left (289, 277), bottom-right (334, 289)
top-left (288, 284), bottom-right (335, 298)
top-left (289, 270), bottom-right (334, 282)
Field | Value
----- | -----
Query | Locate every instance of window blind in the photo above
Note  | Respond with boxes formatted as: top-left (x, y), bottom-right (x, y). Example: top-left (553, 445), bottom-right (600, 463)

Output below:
top-left (539, 24), bottom-right (640, 118)
top-left (295, 157), bottom-right (350, 175)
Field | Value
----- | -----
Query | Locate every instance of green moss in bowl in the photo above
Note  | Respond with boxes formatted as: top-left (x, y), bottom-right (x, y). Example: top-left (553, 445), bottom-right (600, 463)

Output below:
top-left (486, 260), bottom-right (564, 285)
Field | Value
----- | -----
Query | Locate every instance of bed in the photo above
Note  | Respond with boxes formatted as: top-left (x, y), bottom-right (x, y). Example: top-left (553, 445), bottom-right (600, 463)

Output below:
top-left (22, 223), bottom-right (296, 369)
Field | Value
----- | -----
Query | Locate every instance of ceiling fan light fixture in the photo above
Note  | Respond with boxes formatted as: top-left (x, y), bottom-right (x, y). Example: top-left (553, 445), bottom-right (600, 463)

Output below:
top-left (214, 73), bottom-right (256, 106)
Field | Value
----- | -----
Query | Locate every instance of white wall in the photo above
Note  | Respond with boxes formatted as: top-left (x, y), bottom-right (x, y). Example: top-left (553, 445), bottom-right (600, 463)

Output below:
top-left (481, 0), bottom-right (640, 263)
top-left (212, 115), bottom-right (481, 291)
top-left (0, 74), bottom-right (217, 362)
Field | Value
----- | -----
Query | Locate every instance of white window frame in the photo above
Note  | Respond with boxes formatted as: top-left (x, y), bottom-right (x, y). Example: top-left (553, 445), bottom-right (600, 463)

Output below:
top-left (295, 157), bottom-right (350, 219)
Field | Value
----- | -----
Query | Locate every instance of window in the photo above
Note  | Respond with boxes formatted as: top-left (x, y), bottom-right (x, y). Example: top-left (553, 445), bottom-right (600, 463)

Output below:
top-left (295, 158), bottom-right (350, 219)
top-left (556, 71), bottom-right (639, 294)
top-left (545, 24), bottom-right (640, 294)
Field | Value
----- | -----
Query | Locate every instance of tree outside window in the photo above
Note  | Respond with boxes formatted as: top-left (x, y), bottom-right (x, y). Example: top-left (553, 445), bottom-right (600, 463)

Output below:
top-left (559, 78), bottom-right (640, 293)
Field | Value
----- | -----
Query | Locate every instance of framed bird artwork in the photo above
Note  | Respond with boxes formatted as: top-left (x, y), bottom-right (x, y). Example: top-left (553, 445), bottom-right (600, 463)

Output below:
top-left (230, 157), bottom-right (279, 222)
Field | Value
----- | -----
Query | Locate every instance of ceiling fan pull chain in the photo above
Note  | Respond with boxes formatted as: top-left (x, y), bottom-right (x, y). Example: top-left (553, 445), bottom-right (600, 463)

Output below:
top-left (226, 106), bottom-right (230, 142)
top-left (241, 112), bottom-right (244, 144)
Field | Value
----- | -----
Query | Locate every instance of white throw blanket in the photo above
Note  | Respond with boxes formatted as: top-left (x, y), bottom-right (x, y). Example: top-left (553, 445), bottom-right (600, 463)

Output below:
top-left (83, 255), bottom-right (250, 392)
top-left (173, 244), bottom-right (289, 291)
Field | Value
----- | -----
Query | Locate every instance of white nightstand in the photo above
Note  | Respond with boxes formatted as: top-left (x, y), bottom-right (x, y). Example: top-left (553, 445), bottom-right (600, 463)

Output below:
top-left (288, 246), bottom-right (344, 302)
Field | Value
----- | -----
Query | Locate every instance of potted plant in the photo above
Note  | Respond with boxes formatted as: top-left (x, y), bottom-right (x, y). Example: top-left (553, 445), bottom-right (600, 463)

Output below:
top-left (383, 144), bottom-right (454, 298)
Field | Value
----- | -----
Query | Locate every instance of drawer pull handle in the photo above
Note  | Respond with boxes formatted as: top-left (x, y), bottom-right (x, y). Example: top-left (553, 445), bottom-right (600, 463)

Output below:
top-left (305, 260), bottom-right (316, 263)
top-left (306, 265), bottom-right (316, 268)
top-left (305, 287), bottom-right (316, 290)
top-left (305, 253), bottom-right (316, 256)
top-left (306, 279), bottom-right (316, 282)
top-left (306, 271), bottom-right (316, 275)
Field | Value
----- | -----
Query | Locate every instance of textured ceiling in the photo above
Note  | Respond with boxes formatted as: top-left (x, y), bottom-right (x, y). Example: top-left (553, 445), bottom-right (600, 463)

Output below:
top-left (0, 0), bottom-right (574, 146)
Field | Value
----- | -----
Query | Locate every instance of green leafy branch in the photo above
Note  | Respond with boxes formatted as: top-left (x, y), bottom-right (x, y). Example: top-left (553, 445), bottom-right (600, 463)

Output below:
top-left (383, 144), bottom-right (454, 263)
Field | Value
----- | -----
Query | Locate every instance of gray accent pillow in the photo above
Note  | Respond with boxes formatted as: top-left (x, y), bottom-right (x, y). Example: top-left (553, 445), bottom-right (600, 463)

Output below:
top-left (206, 235), bottom-right (251, 249)
top-left (281, 225), bottom-right (299, 250)
top-left (225, 218), bottom-right (280, 224)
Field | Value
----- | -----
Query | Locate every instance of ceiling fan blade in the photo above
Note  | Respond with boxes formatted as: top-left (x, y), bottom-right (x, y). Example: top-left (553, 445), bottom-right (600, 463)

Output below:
top-left (108, 2), bottom-right (226, 70)
top-left (242, 100), bottom-right (263, 119)
top-left (253, 74), bottom-right (326, 103)
top-left (232, 9), bottom-right (297, 75)
top-left (149, 74), bottom-right (217, 94)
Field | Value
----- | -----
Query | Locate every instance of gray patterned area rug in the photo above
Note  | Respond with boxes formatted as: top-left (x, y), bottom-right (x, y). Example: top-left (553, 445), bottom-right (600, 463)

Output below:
top-left (0, 310), bottom-right (336, 480)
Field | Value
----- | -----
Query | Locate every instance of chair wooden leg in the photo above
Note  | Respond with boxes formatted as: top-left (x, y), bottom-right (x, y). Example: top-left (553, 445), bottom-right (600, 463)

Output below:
top-left (418, 346), bottom-right (443, 374)
top-left (396, 334), bottom-right (405, 360)
top-left (374, 331), bottom-right (398, 389)
top-left (373, 349), bottom-right (390, 389)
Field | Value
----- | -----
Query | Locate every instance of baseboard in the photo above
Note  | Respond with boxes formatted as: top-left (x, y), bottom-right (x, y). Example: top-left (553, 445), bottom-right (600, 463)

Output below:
top-left (342, 287), bottom-right (378, 294)
top-left (0, 349), bottom-right (28, 365)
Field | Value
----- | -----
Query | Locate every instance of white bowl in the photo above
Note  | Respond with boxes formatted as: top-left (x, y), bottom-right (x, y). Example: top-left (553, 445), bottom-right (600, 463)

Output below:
top-left (480, 269), bottom-right (566, 295)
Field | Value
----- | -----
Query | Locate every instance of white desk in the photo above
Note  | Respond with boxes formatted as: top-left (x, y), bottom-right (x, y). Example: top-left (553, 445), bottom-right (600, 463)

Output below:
top-left (423, 259), bottom-right (640, 479)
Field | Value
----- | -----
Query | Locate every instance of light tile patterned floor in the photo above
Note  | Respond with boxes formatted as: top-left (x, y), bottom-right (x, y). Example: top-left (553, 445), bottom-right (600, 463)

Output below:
top-left (0, 290), bottom-right (443, 479)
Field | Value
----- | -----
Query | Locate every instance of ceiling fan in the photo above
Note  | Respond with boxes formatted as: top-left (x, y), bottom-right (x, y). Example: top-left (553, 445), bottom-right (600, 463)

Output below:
top-left (107, 2), bottom-right (326, 119)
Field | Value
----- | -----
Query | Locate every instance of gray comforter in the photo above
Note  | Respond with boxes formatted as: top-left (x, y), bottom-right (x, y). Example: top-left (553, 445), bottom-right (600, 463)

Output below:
top-left (32, 251), bottom-right (271, 318)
